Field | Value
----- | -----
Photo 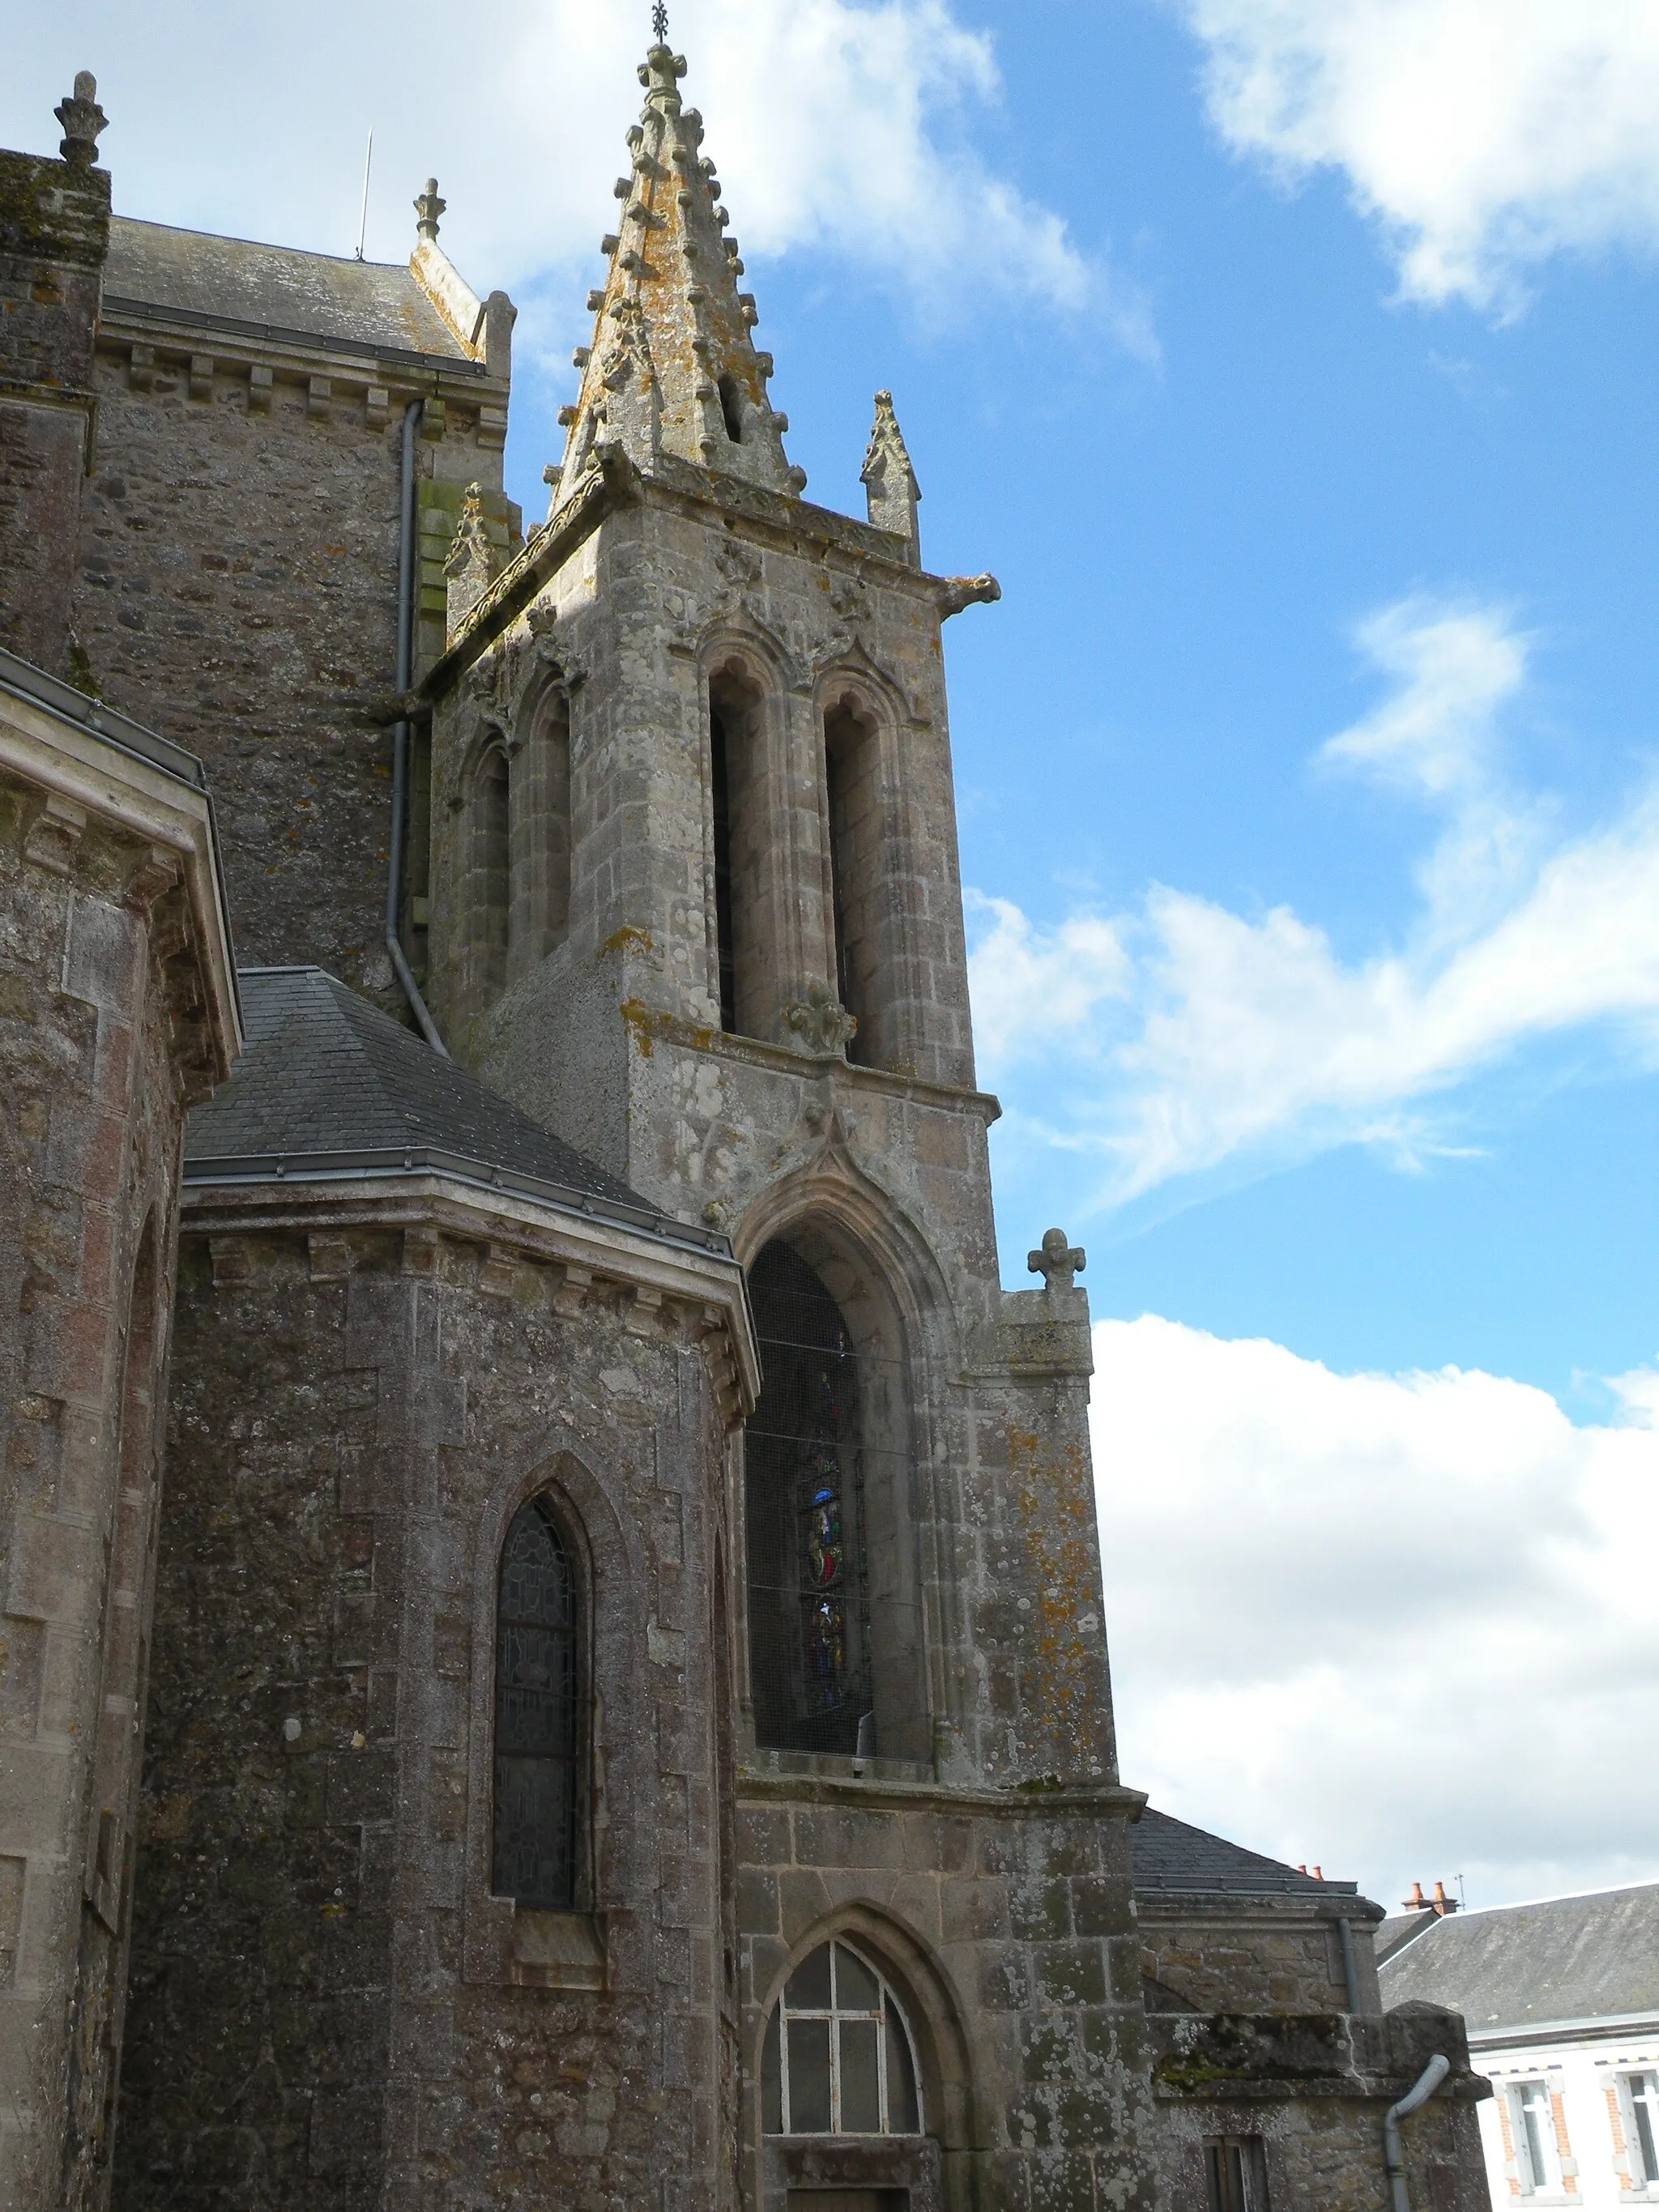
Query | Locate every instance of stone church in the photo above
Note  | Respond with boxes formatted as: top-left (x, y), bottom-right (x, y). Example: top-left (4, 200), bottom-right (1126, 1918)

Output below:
top-left (0, 37), bottom-right (1490, 2212)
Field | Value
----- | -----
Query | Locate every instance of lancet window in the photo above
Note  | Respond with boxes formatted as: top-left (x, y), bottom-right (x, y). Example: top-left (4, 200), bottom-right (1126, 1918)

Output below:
top-left (744, 1239), bottom-right (873, 1755)
top-left (492, 1496), bottom-right (579, 1908)
top-left (823, 694), bottom-right (883, 1067)
top-left (761, 1940), bottom-right (922, 2137)
top-left (708, 666), bottom-right (764, 1035)
top-left (469, 740), bottom-right (511, 1004)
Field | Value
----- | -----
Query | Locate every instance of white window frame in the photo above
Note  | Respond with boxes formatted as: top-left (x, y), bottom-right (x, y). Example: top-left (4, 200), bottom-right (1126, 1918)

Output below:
top-left (1621, 2070), bottom-right (1659, 2193)
top-left (765, 1938), bottom-right (923, 2138)
top-left (1510, 2078), bottom-right (1560, 2197)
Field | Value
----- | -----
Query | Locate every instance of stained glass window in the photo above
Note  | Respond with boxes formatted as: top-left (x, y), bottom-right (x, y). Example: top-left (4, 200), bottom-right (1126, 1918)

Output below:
top-left (761, 1940), bottom-right (922, 2137)
top-left (492, 1497), bottom-right (578, 1907)
top-left (744, 1241), bottom-right (873, 1755)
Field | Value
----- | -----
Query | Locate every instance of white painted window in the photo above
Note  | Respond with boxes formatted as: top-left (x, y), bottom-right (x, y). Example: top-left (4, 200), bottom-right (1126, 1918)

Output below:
top-left (761, 1939), bottom-right (922, 2137)
top-left (1205, 2134), bottom-right (1272, 2211)
top-left (1512, 2079), bottom-right (1559, 2194)
top-left (1627, 2072), bottom-right (1659, 2188)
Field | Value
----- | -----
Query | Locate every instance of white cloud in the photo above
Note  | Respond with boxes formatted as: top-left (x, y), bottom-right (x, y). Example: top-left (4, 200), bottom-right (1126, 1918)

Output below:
top-left (969, 594), bottom-right (1659, 1204)
top-left (2, 0), bottom-right (1112, 340)
top-left (1179, 0), bottom-right (1659, 309)
top-left (1092, 1313), bottom-right (1659, 1907)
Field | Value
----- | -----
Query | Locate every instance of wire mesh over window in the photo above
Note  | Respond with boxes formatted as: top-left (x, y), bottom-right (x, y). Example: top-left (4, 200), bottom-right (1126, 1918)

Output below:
top-left (492, 1496), bottom-right (578, 1907)
top-left (761, 1941), bottom-right (923, 2137)
top-left (745, 1241), bottom-right (873, 1755)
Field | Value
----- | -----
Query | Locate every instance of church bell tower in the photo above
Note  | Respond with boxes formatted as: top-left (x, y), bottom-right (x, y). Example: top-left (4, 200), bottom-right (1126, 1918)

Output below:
top-left (422, 31), bottom-right (1161, 2209)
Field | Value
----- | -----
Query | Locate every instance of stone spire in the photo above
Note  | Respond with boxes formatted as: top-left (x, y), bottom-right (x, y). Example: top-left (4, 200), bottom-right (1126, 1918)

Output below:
top-left (550, 40), bottom-right (803, 514)
top-left (861, 389), bottom-right (920, 561)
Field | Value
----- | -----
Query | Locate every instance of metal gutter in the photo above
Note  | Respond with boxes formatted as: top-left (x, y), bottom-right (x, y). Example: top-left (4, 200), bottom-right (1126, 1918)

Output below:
top-left (181, 1142), bottom-right (736, 1263)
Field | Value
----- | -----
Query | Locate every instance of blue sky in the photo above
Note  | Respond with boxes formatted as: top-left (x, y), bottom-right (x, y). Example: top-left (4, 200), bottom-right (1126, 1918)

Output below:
top-left (11, 0), bottom-right (1659, 1912)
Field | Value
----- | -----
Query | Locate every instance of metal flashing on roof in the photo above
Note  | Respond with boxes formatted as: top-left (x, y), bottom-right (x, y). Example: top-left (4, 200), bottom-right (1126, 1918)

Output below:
top-left (183, 1141), bottom-right (734, 1262)
top-left (0, 644), bottom-right (207, 790)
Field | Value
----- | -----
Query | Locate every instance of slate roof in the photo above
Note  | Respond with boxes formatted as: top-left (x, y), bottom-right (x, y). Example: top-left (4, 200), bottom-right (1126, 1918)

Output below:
top-left (104, 218), bottom-right (472, 365)
top-left (183, 968), bottom-right (727, 1253)
top-left (1132, 1807), bottom-right (1358, 1898)
top-left (1379, 1884), bottom-right (1659, 2035)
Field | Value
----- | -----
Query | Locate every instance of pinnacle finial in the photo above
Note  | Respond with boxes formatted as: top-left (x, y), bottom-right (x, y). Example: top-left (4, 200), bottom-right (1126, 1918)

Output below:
top-left (55, 70), bottom-right (107, 168)
top-left (414, 178), bottom-right (446, 244)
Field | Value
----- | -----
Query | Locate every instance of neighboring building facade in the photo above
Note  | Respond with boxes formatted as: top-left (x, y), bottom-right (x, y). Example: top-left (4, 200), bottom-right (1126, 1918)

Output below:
top-left (1381, 1884), bottom-right (1659, 2210)
top-left (0, 45), bottom-right (1494, 2212)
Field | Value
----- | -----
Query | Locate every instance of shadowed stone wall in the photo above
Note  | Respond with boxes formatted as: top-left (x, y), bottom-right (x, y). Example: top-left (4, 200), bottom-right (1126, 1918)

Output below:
top-left (114, 1194), bottom-right (751, 2212)
top-left (0, 87), bottom-right (109, 676)
top-left (0, 661), bottom-right (236, 2210)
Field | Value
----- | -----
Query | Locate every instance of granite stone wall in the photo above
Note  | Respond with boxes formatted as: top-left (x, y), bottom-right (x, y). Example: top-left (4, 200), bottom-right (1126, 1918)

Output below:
top-left (116, 1200), bottom-right (746, 2212)
top-left (0, 676), bottom-right (234, 2211)
top-left (0, 141), bottom-right (109, 674)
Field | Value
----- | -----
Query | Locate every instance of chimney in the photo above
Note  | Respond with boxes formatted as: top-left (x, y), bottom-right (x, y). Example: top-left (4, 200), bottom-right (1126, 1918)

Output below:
top-left (1431, 1880), bottom-right (1459, 1916)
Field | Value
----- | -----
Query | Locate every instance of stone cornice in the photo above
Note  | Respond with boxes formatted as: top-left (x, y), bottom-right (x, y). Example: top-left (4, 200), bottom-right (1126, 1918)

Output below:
top-left (622, 1004), bottom-right (1003, 1123)
top-left (96, 298), bottom-right (504, 403)
top-left (0, 648), bottom-right (239, 1096)
top-left (738, 1770), bottom-right (1145, 1820)
top-left (426, 445), bottom-right (998, 688)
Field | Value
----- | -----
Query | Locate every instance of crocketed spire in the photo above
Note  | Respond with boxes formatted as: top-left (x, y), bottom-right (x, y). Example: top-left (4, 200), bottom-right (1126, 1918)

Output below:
top-left (861, 390), bottom-right (920, 562)
top-left (549, 40), bottom-right (803, 513)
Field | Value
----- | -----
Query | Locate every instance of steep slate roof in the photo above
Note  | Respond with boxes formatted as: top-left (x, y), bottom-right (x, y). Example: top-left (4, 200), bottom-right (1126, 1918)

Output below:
top-left (185, 965), bottom-right (656, 1219)
top-left (1380, 1884), bottom-right (1659, 2035)
top-left (104, 217), bottom-right (470, 362)
top-left (1132, 1808), bottom-right (1358, 1898)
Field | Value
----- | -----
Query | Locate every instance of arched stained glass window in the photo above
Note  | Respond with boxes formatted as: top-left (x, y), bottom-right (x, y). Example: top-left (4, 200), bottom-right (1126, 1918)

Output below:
top-left (492, 1497), bottom-right (578, 1907)
top-left (761, 1941), bottom-right (922, 2137)
top-left (744, 1240), bottom-right (873, 1755)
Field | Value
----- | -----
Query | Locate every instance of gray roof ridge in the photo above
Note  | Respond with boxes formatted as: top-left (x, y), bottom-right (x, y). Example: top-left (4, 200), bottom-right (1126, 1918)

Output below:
top-left (109, 211), bottom-right (410, 275)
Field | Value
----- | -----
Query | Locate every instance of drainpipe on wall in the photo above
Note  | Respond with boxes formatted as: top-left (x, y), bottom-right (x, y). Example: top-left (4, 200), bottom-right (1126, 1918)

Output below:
top-left (387, 395), bottom-right (449, 1055)
top-left (1384, 2052), bottom-right (1451, 2212)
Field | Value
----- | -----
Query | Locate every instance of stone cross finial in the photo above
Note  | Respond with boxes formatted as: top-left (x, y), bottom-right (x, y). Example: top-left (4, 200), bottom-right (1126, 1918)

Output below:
top-left (414, 179), bottom-right (446, 243)
top-left (55, 71), bottom-right (107, 168)
top-left (651, 1), bottom-right (669, 42)
top-left (1028, 1227), bottom-right (1085, 1294)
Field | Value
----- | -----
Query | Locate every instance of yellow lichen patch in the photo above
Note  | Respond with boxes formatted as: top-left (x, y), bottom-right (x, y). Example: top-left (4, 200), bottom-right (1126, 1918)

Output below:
top-left (620, 998), bottom-right (677, 1059)
top-left (601, 923), bottom-right (654, 957)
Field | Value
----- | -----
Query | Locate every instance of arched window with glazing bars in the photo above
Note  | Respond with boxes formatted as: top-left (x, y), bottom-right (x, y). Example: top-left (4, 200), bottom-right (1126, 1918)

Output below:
top-left (761, 1939), bottom-right (923, 2137)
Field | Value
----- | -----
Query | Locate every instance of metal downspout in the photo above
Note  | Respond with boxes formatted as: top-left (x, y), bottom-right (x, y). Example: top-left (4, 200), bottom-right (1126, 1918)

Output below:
top-left (1384, 2052), bottom-right (1451, 2212)
top-left (387, 395), bottom-right (448, 1055)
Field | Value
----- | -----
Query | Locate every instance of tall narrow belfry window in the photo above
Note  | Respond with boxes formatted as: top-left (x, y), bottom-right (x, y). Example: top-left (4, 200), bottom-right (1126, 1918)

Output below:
top-left (492, 1498), bottom-right (579, 1908)
top-left (509, 690), bottom-right (572, 979)
top-left (744, 1241), bottom-right (873, 1755)
top-left (710, 698), bottom-right (738, 1031)
top-left (708, 667), bottom-right (764, 1035)
top-left (824, 697), bottom-right (881, 1067)
top-left (471, 742), bottom-right (511, 1003)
